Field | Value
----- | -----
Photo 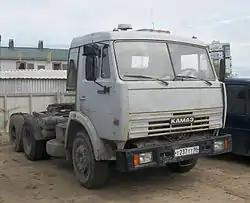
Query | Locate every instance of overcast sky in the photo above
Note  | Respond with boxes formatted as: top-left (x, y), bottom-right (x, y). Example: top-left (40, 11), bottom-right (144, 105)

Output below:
top-left (1, 0), bottom-right (250, 76)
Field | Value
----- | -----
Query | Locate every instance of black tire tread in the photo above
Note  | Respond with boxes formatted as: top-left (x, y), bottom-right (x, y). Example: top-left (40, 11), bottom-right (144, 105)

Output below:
top-left (167, 157), bottom-right (198, 173)
top-left (8, 113), bottom-right (26, 152)
top-left (72, 132), bottom-right (109, 189)
top-left (22, 116), bottom-right (49, 161)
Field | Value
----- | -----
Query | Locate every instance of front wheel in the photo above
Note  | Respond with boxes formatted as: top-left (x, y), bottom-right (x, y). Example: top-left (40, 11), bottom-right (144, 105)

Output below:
top-left (72, 132), bottom-right (109, 189)
top-left (167, 157), bottom-right (198, 173)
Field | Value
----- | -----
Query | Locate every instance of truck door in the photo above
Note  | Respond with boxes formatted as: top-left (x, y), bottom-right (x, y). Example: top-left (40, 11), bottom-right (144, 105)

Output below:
top-left (76, 44), bottom-right (115, 140)
top-left (225, 84), bottom-right (249, 155)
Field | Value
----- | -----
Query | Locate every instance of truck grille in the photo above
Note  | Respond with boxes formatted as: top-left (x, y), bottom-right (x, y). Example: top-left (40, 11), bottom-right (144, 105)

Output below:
top-left (148, 115), bottom-right (209, 136)
top-left (129, 108), bottom-right (222, 138)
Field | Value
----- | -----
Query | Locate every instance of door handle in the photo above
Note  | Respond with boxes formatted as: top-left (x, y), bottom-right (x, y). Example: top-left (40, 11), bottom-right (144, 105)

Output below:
top-left (80, 96), bottom-right (86, 101)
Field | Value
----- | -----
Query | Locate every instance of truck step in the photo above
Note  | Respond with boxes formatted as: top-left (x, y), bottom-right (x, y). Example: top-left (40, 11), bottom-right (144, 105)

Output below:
top-left (55, 123), bottom-right (67, 142)
top-left (46, 139), bottom-right (66, 158)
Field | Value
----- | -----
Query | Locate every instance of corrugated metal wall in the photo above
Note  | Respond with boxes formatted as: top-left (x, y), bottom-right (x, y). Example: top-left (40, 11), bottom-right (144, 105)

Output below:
top-left (0, 70), bottom-right (67, 93)
top-left (0, 79), bottom-right (66, 93)
top-left (0, 70), bottom-right (76, 133)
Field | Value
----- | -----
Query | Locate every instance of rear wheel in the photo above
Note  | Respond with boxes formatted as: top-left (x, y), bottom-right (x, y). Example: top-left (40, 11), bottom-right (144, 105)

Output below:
top-left (22, 117), bottom-right (49, 161)
top-left (167, 157), bottom-right (198, 173)
top-left (72, 131), bottom-right (109, 189)
top-left (9, 114), bottom-right (25, 152)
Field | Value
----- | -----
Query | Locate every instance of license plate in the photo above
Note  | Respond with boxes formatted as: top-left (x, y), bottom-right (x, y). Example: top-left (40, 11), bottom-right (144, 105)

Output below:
top-left (174, 146), bottom-right (199, 157)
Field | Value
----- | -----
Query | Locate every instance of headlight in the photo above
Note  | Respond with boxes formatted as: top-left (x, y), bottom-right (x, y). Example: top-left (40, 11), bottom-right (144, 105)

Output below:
top-left (139, 152), bottom-right (153, 164)
top-left (133, 152), bottom-right (153, 166)
top-left (214, 140), bottom-right (225, 151)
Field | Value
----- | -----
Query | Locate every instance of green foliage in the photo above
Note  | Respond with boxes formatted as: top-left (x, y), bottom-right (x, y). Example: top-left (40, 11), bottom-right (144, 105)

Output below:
top-left (212, 61), bottom-right (236, 79)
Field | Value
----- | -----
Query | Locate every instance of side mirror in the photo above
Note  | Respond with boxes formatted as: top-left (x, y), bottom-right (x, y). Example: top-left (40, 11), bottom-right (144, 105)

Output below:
top-left (219, 59), bottom-right (225, 82)
top-left (83, 44), bottom-right (101, 56)
top-left (86, 56), bottom-right (98, 81)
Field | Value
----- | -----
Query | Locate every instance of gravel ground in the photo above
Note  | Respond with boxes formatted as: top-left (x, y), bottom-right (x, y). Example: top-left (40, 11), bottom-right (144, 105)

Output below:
top-left (0, 135), bottom-right (250, 203)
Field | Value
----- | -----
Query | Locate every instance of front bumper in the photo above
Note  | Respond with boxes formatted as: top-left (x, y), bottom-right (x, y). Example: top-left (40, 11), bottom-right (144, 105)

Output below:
top-left (116, 133), bottom-right (232, 172)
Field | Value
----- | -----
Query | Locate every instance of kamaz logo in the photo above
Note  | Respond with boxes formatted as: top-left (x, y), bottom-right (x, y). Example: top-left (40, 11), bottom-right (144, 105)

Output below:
top-left (170, 117), bottom-right (194, 125)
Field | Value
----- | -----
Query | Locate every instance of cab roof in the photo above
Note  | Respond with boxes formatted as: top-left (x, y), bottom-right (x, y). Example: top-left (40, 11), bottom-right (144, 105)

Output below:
top-left (224, 78), bottom-right (250, 85)
top-left (70, 30), bottom-right (206, 48)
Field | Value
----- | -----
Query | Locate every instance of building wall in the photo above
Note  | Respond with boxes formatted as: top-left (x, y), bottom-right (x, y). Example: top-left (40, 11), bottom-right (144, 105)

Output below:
top-left (0, 59), bottom-right (67, 71)
top-left (0, 60), bottom-right (16, 70)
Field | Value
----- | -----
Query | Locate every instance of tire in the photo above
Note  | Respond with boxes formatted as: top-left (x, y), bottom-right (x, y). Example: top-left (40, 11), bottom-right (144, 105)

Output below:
top-left (72, 131), bottom-right (109, 189)
top-left (22, 117), bottom-right (49, 161)
top-left (8, 114), bottom-right (25, 152)
top-left (167, 157), bottom-right (198, 173)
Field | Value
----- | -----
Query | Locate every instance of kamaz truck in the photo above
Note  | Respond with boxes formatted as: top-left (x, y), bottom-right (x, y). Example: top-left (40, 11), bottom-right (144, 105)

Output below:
top-left (8, 24), bottom-right (232, 189)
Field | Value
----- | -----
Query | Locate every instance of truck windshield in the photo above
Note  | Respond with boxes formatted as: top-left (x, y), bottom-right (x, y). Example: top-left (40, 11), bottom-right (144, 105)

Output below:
top-left (114, 41), bottom-right (215, 81)
top-left (168, 43), bottom-right (215, 81)
top-left (114, 41), bottom-right (174, 81)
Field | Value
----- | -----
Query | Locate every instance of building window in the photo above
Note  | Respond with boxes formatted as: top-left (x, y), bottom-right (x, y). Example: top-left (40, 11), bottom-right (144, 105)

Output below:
top-left (62, 64), bottom-right (67, 70)
top-left (53, 63), bottom-right (61, 70)
top-left (16, 61), bottom-right (26, 70)
top-left (38, 65), bottom-right (45, 70)
top-left (27, 63), bottom-right (34, 69)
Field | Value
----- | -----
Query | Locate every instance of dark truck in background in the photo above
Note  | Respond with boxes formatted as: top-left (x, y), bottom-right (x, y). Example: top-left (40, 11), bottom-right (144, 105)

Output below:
top-left (211, 42), bottom-right (250, 157)
top-left (221, 78), bottom-right (250, 156)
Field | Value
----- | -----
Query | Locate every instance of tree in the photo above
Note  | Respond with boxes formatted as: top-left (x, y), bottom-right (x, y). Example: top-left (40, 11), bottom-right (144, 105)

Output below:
top-left (212, 60), bottom-right (237, 79)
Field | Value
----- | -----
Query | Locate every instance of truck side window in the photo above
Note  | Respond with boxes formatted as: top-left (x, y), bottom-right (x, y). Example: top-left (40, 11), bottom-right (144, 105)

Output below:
top-left (85, 56), bottom-right (100, 80)
top-left (226, 85), bottom-right (246, 114)
top-left (66, 48), bottom-right (79, 90)
top-left (67, 60), bottom-right (77, 88)
top-left (101, 47), bottom-right (111, 78)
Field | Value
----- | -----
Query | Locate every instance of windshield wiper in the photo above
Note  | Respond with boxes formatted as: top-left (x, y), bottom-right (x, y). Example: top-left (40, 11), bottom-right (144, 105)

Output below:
top-left (173, 75), bottom-right (212, 86)
top-left (123, 74), bottom-right (169, 86)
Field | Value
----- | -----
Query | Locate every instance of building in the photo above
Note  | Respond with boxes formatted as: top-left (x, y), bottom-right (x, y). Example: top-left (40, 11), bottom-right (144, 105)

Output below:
top-left (208, 40), bottom-right (232, 72)
top-left (0, 39), bottom-right (68, 71)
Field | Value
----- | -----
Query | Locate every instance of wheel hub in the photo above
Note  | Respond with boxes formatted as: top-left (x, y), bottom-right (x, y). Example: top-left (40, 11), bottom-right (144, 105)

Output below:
top-left (75, 144), bottom-right (90, 175)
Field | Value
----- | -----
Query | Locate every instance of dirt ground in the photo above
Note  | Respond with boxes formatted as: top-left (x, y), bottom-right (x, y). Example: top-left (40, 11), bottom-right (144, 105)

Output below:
top-left (1, 136), bottom-right (250, 203)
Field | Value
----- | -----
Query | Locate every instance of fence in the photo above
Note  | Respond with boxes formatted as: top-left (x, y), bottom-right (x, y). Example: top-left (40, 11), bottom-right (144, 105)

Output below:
top-left (0, 70), bottom-right (74, 134)
top-left (0, 92), bottom-right (75, 133)
top-left (0, 70), bottom-right (67, 93)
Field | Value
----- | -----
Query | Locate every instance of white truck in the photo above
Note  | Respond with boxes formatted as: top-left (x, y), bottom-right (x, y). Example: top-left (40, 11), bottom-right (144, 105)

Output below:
top-left (8, 24), bottom-right (232, 189)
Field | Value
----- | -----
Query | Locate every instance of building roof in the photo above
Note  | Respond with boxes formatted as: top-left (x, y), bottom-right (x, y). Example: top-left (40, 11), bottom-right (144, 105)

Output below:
top-left (0, 70), bottom-right (67, 79)
top-left (0, 46), bottom-right (68, 61)
top-left (71, 30), bottom-right (206, 48)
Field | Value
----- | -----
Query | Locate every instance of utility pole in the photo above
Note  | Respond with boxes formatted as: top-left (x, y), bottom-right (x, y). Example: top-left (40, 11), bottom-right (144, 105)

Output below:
top-left (149, 6), bottom-right (155, 29)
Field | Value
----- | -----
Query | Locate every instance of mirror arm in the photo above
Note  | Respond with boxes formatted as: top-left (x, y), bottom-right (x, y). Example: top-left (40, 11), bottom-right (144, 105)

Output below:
top-left (94, 81), bottom-right (110, 94)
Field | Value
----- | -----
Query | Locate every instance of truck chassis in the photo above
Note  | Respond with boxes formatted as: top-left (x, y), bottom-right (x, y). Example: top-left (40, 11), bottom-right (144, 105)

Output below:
top-left (8, 103), bottom-right (232, 189)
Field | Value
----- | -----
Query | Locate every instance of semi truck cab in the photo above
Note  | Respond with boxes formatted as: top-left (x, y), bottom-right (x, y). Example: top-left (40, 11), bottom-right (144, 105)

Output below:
top-left (9, 24), bottom-right (232, 189)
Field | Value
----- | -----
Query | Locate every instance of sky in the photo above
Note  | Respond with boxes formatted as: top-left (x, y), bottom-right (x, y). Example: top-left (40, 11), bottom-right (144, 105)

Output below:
top-left (0, 0), bottom-right (250, 76)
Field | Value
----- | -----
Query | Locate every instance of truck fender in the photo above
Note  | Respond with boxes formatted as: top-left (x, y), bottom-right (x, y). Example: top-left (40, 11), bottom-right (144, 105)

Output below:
top-left (65, 111), bottom-right (113, 161)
